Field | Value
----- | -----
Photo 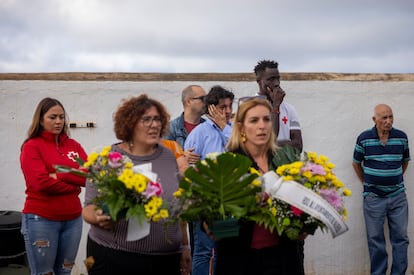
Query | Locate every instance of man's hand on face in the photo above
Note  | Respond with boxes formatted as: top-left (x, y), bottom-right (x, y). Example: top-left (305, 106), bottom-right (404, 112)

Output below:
top-left (265, 85), bottom-right (286, 109)
top-left (208, 104), bottom-right (227, 130)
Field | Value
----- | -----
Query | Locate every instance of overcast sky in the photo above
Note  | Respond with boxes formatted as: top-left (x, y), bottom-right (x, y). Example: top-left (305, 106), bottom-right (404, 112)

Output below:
top-left (1, 0), bottom-right (413, 73)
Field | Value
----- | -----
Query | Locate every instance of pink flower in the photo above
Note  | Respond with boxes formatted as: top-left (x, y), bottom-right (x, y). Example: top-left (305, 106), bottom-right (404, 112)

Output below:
top-left (291, 206), bottom-right (303, 216)
top-left (319, 189), bottom-right (342, 211)
top-left (142, 181), bottom-right (163, 198)
top-left (301, 163), bottom-right (326, 175)
top-left (108, 152), bottom-right (123, 168)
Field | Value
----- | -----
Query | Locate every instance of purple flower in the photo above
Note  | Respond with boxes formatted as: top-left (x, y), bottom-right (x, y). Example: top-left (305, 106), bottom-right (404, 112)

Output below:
top-left (319, 189), bottom-right (342, 211)
top-left (108, 152), bottom-right (123, 168)
top-left (301, 163), bottom-right (326, 175)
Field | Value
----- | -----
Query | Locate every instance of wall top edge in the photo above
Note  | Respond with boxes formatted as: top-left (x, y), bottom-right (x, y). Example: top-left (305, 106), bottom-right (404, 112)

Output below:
top-left (0, 72), bottom-right (413, 82)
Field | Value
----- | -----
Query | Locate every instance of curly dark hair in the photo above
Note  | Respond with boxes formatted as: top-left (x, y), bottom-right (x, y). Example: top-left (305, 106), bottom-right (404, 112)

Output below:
top-left (204, 85), bottom-right (234, 115)
top-left (113, 94), bottom-right (170, 141)
top-left (253, 59), bottom-right (279, 76)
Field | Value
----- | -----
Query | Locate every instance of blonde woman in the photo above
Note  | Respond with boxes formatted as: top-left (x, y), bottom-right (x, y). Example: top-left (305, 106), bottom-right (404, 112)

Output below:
top-left (215, 96), bottom-right (304, 275)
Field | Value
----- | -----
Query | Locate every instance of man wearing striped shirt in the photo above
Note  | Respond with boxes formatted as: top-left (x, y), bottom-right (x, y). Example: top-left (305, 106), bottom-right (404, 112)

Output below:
top-left (353, 104), bottom-right (410, 275)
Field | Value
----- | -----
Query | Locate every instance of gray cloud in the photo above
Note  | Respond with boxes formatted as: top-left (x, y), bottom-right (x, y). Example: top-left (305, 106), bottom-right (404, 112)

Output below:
top-left (1, 0), bottom-right (413, 73)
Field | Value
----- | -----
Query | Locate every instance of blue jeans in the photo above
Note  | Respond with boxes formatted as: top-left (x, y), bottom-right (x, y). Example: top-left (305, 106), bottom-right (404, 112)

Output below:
top-left (363, 192), bottom-right (409, 275)
top-left (21, 214), bottom-right (82, 275)
top-left (192, 222), bottom-right (217, 275)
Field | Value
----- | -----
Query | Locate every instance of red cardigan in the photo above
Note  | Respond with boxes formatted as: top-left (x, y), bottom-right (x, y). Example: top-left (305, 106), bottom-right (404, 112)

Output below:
top-left (20, 131), bottom-right (87, 220)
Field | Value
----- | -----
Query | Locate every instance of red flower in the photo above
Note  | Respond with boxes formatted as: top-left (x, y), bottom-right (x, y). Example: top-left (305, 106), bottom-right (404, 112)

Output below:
top-left (291, 206), bottom-right (303, 216)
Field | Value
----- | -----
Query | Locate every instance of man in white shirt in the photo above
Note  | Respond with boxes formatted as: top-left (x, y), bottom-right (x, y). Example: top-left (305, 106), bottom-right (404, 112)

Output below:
top-left (254, 59), bottom-right (303, 152)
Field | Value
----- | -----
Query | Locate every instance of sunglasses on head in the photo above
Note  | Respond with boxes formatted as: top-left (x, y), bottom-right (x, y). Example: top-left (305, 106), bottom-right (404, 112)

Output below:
top-left (237, 95), bottom-right (267, 106)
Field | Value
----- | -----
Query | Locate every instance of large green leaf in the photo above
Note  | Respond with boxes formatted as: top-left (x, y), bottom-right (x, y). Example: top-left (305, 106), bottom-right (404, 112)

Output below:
top-left (179, 153), bottom-right (261, 221)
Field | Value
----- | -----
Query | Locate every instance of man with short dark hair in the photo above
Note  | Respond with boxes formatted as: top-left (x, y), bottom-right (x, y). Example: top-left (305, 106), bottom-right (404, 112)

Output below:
top-left (184, 85), bottom-right (234, 275)
top-left (254, 60), bottom-right (303, 151)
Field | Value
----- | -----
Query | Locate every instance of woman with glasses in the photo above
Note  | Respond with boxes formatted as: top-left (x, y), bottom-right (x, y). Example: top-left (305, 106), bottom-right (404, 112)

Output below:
top-left (82, 94), bottom-right (191, 275)
top-left (214, 96), bottom-right (305, 275)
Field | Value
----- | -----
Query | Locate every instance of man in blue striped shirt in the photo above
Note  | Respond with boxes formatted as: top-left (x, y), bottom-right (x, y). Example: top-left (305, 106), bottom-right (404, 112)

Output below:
top-left (353, 104), bottom-right (410, 275)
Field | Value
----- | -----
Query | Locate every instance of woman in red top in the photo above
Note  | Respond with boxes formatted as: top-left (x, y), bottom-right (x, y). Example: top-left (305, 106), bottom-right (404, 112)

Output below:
top-left (20, 97), bottom-right (87, 275)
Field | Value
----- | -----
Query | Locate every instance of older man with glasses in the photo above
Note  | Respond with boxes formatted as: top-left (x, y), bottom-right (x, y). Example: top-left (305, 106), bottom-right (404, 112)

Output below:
top-left (166, 85), bottom-right (207, 166)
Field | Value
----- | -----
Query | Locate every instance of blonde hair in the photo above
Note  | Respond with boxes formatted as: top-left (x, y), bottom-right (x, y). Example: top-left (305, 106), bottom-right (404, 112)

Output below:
top-left (227, 97), bottom-right (277, 153)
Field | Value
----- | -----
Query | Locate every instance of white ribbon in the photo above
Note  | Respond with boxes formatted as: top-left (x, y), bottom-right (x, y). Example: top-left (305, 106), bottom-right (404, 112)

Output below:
top-left (262, 171), bottom-right (348, 238)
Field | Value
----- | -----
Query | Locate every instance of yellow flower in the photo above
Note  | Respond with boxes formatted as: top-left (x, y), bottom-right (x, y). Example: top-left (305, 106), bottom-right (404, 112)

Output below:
top-left (99, 170), bottom-right (107, 177)
top-left (151, 197), bottom-right (163, 208)
top-left (249, 167), bottom-right (260, 176)
top-left (283, 175), bottom-right (293, 181)
top-left (332, 178), bottom-right (345, 188)
top-left (159, 209), bottom-right (169, 219)
top-left (271, 207), bottom-right (277, 216)
top-left (152, 214), bottom-right (161, 222)
top-left (302, 170), bottom-right (313, 179)
top-left (289, 167), bottom-right (301, 175)
top-left (267, 198), bottom-right (272, 206)
top-left (99, 146), bottom-right (111, 157)
top-left (252, 179), bottom-right (262, 187)
top-left (291, 161), bottom-right (304, 169)
top-left (84, 151), bottom-right (98, 167)
top-left (343, 188), bottom-right (352, 196)
top-left (307, 151), bottom-right (317, 161)
top-left (313, 175), bottom-right (326, 183)
top-left (319, 155), bottom-right (329, 163)
top-left (173, 188), bottom-right (184, 197)
top-left (144, 202), bottom-right (157, 218)
top-left (276, 164), bottom-right (289, 175)
top-left (343, 208), bottom-right (348, 221)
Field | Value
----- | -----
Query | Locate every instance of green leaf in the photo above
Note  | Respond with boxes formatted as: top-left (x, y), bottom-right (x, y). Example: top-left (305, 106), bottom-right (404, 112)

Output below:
top-left (178, 153), bottom-right (260, 221)
top-left (272, 145), bottom-right (301, 168)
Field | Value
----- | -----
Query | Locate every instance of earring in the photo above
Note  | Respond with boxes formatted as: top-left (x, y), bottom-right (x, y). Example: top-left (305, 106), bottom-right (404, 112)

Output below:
top-left (241, 133), bottom-right (246, 143)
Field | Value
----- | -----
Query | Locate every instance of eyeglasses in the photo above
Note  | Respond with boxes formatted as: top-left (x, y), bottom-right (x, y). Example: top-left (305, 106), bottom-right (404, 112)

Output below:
top-left (191, 96), bottom-right (205, 102)
top-left (140, 116), bottom-right (163, 126)
top-left (238, 95), bottom-right (267, 106)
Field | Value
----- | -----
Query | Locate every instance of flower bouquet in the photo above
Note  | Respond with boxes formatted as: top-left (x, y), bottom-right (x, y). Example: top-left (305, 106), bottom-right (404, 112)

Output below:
top-left (256, 145), bottom-right (352, 240)
top-left (173, 152), bottom-right (262, 238)
top-left (56, 146), bottom-right (169, 224)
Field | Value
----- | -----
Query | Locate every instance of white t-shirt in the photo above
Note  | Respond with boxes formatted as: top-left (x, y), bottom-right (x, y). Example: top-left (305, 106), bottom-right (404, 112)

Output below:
top-left (253, 94), bottom-right (301, 141)
top-left (277, 101), bottom-right (301, 142)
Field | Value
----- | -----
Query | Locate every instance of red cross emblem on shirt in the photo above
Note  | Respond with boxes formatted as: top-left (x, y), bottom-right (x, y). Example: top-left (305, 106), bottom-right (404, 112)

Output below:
top-left (282, 116), bottom-right (288, 124)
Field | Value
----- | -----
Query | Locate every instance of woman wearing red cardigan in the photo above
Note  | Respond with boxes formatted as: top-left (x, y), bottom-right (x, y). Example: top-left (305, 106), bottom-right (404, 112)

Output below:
top-left (20, 97), bottom-right (87, 275)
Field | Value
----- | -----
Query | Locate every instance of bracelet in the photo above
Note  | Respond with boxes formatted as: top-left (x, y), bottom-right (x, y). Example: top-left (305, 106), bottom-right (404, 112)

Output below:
top-left (180, 244), bottom-right (191, 251)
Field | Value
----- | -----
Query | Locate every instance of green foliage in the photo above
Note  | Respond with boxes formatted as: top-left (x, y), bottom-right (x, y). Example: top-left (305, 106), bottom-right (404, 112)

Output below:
top-left (271, 145), bottom-right (301, 168)
top-left (177, 152), bottom-right (261, 222)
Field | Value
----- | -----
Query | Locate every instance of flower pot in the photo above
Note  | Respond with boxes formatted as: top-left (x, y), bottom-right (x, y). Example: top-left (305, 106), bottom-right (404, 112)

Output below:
top-left (210, 218), bottom-right (240, 239)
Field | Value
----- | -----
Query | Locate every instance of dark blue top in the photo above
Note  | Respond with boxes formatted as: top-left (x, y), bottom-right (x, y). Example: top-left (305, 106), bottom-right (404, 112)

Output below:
top-left (353, 126), bottom-right (410, 197)
top-left (165, 112), bottom-right (205, 149)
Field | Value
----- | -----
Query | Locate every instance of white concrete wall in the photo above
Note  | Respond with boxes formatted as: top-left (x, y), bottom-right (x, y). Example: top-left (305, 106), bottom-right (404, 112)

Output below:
top-left (1, 79), bottom-right (413, 274)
